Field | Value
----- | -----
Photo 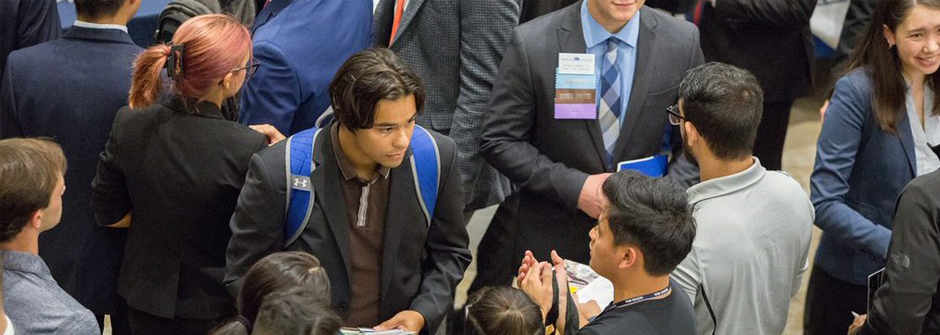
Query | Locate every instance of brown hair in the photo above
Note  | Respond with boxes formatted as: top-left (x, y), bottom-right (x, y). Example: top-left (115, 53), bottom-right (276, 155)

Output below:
top-left (329, 48), bottom-right (425, 130)
top-left (129, 14), bottom-right (252, 110)
top-left (466, 286), bottom-right (544, 335)
top-left (252, 288), bottom-right (341, 335)
top-left (210, 252), bottom-right (331, 335)
top-left (844, 0), bottom-right (940, 133)
top-left (0, 138), bottom-right (67, 242)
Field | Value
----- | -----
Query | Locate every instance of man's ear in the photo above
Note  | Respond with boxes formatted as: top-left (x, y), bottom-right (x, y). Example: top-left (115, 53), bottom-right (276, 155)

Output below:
top-left (684, 122), bottom-right (701, 147)
top-left (618, 246), bottom-right (639, 270)
top-left (28, 209), bottom-right (43, 229)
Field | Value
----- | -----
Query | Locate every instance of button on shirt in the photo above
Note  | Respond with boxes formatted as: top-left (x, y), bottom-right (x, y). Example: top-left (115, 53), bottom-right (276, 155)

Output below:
top-left (1, 250), bottom-right (99, 335)
top-left (904, 83), bottom-right (940, 176)
top-left (580, 0), bottom-right (639, 125)
top-left (331, 123), bottom-right (391, 327)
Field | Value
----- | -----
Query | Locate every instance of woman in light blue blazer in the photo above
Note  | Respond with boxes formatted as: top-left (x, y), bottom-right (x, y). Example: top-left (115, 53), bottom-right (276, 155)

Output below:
top-left (804, 1), bottom-right (940, 334)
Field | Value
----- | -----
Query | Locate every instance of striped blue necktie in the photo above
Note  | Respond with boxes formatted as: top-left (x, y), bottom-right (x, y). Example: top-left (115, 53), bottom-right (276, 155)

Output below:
top-left (599, 37), bottom-right (622, 164)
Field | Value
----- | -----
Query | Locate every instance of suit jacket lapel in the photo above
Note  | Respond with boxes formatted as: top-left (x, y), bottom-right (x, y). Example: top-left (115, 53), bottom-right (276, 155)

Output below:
top-left (311, 131), bottom-right (354, 288)
top-left (378, 152), bottom-right (417, 320)
top-left (897, 113), bottom-right (918, 176)
top-left (390, 0), bottom-right (427, 46)
top-left (613, 8), bottom-right (658, 161)
top-left (558, 3), bottom-right (608, 166)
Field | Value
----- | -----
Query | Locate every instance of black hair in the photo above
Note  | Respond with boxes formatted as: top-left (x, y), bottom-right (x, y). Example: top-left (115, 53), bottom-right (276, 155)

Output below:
top-left (329, 48), bottom-right (425, 130)
top-left (678, 62), bottom-right (763, 160)
top-left (252, 288), bottom-right (342, 335)
top-left (602, 171), bottom-right (696, 276)
top-left (465, 286), bottom-right (543, 335)
top-left (74, 0), bottom-right (125, 20)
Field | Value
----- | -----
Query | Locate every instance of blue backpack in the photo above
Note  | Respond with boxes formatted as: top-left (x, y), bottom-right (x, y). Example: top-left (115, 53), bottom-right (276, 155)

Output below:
top-left (282, 124), bottom-right (441, 246)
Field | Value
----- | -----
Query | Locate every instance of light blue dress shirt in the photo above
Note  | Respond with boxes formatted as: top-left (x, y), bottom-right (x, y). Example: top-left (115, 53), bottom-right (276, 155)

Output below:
top-left (580, 0), bottom-right (639, 125)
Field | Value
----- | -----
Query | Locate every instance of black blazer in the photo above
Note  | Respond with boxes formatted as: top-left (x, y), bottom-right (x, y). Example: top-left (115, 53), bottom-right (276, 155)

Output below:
top-left (0, 0), bottom-right (60, 94)
top-left (1, 26), bottom-right (142, 315)
top-left (698, 0), bottom-right (816, 102)
top-left (480, 3), bottom-right (703, 264)
top-left (224, 125), bottom-right (471, 334)
top-left (92, 99), bottom-right (267, 319)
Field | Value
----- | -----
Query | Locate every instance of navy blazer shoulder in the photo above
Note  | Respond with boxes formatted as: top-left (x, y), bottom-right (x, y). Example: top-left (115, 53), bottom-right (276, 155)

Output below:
top-left (811, 68), bottom-right (918, 285)
top-left (0, 26), bottom-right (141, 314)
top-left (237, 0), bottom-right (372, 135)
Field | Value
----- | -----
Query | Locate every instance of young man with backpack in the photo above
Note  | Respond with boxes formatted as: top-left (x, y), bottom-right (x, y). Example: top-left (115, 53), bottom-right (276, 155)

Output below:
top-left (224, 48), bottom-right (471, 334)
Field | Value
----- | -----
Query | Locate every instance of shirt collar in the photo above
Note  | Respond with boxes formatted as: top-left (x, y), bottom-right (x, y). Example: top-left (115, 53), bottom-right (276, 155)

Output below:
top-left (72, 20), bottom-right (128, 33)
top-left (687, 157), bottom-right (765, 204)
top-left (580, 0), bottom-right (641, 49)
top-left (330, 123), bottom-right (391, 183)
top-left (0, 250), bottom-right (50, 277)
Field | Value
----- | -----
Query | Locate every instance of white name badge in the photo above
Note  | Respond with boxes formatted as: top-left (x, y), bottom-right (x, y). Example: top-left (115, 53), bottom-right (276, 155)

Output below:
top-left (558, 53), bottom-right (595, 75)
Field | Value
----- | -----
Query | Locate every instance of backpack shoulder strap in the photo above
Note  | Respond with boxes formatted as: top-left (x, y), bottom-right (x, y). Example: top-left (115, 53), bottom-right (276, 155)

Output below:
top-left (409, 125), bottom-right (441, 228)
top-left (284, 127), bottom-right (322, 246)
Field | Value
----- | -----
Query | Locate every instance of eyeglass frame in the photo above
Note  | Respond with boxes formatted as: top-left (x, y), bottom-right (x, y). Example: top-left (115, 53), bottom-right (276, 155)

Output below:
top-left (231, 58), bottom-right (260, 77)
top-left (666, 104), bottom-right (687, 126)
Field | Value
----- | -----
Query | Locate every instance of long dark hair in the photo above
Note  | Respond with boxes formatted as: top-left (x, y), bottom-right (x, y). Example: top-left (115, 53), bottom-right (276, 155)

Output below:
top-left (845, 0), bottom-right (940, 133)
top-left (209, 252), bottom-right (331, 335)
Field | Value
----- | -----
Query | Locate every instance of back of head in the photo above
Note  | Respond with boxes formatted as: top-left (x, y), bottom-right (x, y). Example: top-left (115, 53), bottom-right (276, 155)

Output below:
top-left (602, 171), bottom-right (696, 276)
top-left (238, 252), bottom-right (331, 325)
top-left (129, 13), bottom-right (252, 109)
top-left (465, 286), bottom-right (543, 335)
top-left (329, 48), bottom-right (425, 130)
top-left (251, 288), bottom-right (341, 335)
top-left (0, 138), bottom-right (67, 243)
top-left (74, 0), bottom-right (125, 20)
top-left (678, 62), bottom-right (763, 161)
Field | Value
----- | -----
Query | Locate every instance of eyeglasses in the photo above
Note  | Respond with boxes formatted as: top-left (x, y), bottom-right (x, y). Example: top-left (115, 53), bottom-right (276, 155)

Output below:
top-left (666, 104), bottom-right (686, 126)
top-left (232, 58), bottom-right (260, 77)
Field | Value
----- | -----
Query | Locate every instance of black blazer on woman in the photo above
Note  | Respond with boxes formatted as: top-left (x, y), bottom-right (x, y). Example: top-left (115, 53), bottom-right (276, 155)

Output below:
top-left (92, 98), bottom-right (267, 319)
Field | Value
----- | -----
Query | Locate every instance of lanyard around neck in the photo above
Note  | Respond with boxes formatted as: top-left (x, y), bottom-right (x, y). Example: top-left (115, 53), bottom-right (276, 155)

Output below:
top-left (599, 286), bottom-right (671, 315)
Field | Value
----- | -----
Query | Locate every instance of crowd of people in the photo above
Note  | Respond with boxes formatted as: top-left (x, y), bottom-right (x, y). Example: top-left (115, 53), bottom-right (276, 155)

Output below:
top-left (0, 0), bottom-right (938, 334)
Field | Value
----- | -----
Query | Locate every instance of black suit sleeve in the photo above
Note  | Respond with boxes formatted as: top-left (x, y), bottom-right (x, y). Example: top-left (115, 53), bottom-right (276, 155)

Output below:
top-left (224, 149), bottom-right (287, 297)
top-left (480, 28), bottom-right (589, 213)
top-left (409, 136), bottom-right (472, 333)
top-left (860, 175), bottom-right (940, 335)
top-left (713, 0), bottom-right (815, 28)
top-left (91, 108), bottom-right (132, 226)
top-left (16, 0), bottom-right (61, 49)
top-left (0, 59), bottom-right (24, 138)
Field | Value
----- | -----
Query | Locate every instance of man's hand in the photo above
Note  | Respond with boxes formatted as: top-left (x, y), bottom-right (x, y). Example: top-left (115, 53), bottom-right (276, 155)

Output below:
top-left (249, 124), bottom-right (286, 145)
top-left (375, 310), bottom-right (426, 332)
top-left (516, 250), bottom-right (540, 286)
top-left (578, 173), bottom-right (611, 219)
top-left (550, 250), bottom-right (570, 333)
top-left (520, 261), bottom-right (554, 321)
top-left (847, 314), bottom-right (867, 335)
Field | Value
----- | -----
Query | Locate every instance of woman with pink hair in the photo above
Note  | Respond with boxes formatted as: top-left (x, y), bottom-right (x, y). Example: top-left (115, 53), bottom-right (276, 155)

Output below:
top-left (91, 14), bottom-right (270, 334)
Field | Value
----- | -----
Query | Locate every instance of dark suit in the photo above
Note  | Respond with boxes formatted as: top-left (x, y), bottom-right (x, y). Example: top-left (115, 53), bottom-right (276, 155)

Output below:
top-left (0, 26), bottom-right (141, 333)
top-left (806, 69), bottom-right (919, 335)
top-left (92, 99), bottom-right (267, 332)
top-left (698, 0), bottom-right (816, 170)
top-left (373, 0), bottom-right (518, 210)
top-left (0, 0), bottom-right (60, 94)
top-left (224, 124), bottom-right (471, 334)
top-left (860, 169), bottom-right (940, 335)
top-left (479, 3), bottom-right (703, 273)
top-left (238, 0), bottom-right (372, 135)
top-left (519, 0), bottom-right (576, 23)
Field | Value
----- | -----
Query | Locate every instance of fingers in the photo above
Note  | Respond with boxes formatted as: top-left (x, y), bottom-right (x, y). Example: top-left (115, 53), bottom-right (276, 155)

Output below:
top-left (551, 250), bottom-right (564, 266)
top-left (374, 317), bottom-right (400, 331)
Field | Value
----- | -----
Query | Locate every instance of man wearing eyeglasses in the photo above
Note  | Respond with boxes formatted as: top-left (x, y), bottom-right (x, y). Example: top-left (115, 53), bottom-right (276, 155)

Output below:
top-left (0, 0), bottom-right (143, 333)
top-left (668, 62), bottom-right (813, 335)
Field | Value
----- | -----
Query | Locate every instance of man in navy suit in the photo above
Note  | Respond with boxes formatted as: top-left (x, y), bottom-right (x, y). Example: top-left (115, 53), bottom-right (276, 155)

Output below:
top-left (0, 0), bottom-right (142, 333)
top-left (0, 0), bottom-right (60, 94)
top-left (238, 0), bottom-right (373, 136)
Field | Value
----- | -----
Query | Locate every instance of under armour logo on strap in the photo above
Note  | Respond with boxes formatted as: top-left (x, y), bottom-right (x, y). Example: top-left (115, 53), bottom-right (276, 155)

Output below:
top-left (291, 176), bottom-right (311, 191)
